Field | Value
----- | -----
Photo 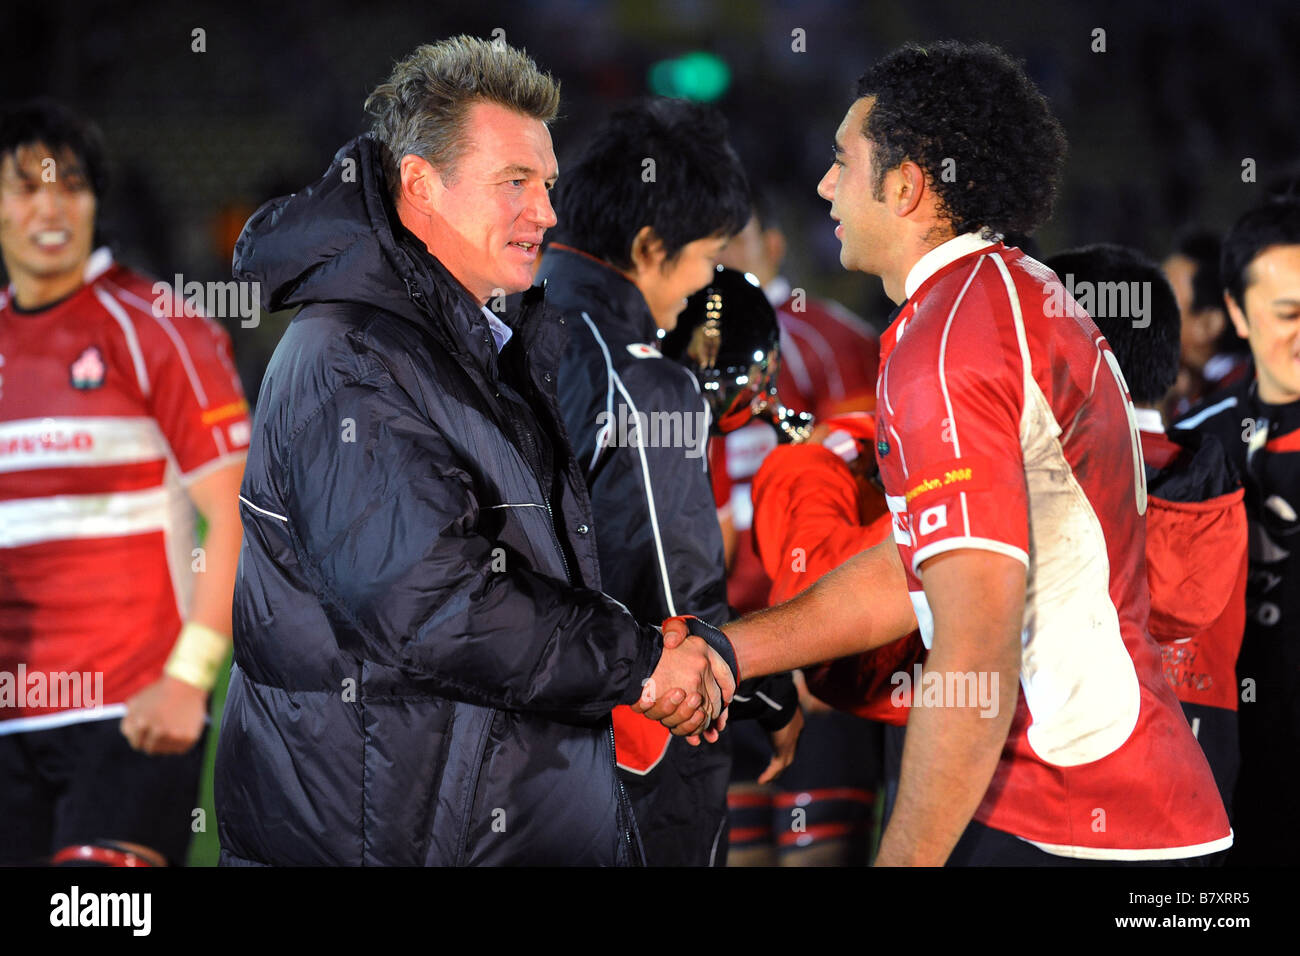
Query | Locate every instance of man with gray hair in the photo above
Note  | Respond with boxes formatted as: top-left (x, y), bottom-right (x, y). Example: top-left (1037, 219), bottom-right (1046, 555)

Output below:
top-left (215, 35), bottom-right (733, 866)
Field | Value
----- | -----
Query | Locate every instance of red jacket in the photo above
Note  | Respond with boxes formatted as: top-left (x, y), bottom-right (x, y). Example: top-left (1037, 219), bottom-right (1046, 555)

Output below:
top-left (1141, 429), bottom-right (1248, 711)
top-left (751, 418), bottom-right (923, 725)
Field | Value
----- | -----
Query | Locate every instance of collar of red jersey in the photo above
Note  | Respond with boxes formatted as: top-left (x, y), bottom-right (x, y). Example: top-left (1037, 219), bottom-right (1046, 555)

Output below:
top-left (1134, 406), bottom-right (1166, 435)
top-left (83, 247), bottom-right (114, 284)
top-left (2, 247), bottom-right (112, 306)
top-left (903, 232), bottom-right (998, 300)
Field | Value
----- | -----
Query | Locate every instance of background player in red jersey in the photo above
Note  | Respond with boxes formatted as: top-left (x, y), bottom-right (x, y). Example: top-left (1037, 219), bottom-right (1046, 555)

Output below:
top-left (0, 102), bottom-right (248, 866)
top-left (713, 193), bottom-right (881, 613)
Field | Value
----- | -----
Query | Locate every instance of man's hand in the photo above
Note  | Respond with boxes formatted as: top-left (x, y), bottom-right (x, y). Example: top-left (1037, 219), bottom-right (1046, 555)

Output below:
top-left (120, 675), bottom-right (208, 755)
top-left (632, 636), bottom-right (735, 742)
top-left (757, 705), bottom-right (804, 784)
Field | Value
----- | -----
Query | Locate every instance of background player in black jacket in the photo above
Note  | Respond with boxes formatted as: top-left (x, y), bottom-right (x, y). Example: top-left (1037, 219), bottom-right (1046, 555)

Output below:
top-left (1176, 197), bottom-right (1300, 864)
top-left (1048, 243), bottom-right (1248, 822)
top-left (543, 99), bottom-right (800, 866)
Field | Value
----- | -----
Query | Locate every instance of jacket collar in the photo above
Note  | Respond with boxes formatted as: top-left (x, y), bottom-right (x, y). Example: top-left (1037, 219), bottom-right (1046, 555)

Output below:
top-left (535, 244), bottom-right (658, 344)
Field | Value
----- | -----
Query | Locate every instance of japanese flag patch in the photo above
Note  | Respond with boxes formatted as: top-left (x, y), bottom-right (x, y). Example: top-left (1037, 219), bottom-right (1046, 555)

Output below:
top-left (626, 343), bottom-right (662, 359)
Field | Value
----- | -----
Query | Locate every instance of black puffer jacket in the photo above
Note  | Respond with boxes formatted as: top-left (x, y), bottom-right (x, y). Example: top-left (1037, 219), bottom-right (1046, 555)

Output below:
top-left (214, 135), bottom-right (661, 866)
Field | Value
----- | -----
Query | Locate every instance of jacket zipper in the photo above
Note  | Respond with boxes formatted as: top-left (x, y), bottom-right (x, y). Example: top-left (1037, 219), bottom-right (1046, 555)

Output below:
top-left (609, 718), bottom-right (642, 866)
top-left (541, 495), bottom-right (572, 584)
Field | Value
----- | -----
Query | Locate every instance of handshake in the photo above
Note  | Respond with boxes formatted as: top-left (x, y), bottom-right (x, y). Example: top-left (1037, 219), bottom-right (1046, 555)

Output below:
top-left (631, 616), bottom-right (739, 745)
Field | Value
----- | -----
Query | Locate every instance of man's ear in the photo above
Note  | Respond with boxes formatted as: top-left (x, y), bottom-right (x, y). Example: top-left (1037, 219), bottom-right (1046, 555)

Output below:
top-left (399, 153), bottom-right (442, 217)
top-left (630, 225), bottom-right (667, 276)
top-left (1225, 291), bottom-right (1250, 340)
top-left (894, 160), bottom-right (927, 218)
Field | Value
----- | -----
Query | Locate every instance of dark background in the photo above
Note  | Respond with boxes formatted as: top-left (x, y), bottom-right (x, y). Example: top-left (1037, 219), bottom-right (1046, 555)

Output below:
top-left (4, 0), bottom-right (1297, 867)
top-left (5, 0), bottom-right (1300, 395)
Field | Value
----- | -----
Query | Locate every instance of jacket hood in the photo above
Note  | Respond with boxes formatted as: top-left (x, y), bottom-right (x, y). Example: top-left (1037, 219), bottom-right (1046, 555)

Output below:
top-left (233, 134), bottom-right (414, 315)
top-left (233, 134), bottom-right (553, 375)
top-left (239, 134), bottom-right (506, 327)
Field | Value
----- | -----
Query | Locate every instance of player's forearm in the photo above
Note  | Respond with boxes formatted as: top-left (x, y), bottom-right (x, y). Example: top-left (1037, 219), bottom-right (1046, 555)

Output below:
top-left (725, 537), bottom-right (916, 681)
top-left (874, 636), bottom-right (1020, 866)
top-left (187, 506), bottom-right (241, 637)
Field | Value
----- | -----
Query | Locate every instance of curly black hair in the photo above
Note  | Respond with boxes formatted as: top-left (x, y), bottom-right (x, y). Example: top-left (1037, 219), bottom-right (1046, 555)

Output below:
top-left (856, 41), bottom-right (1067, 238)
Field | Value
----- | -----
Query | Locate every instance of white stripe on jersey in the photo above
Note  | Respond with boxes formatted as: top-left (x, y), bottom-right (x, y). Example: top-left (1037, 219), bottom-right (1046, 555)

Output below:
top-left (0, 704), bottom-right (127, 735)
top-left (102, 279), bottom-right (211, 408)
top-left (988, 255), bottom-right (1035, 438)
top-left (181, 450), bottom-right (246, 487)
top-left (1023, 831), bottom-right (1234, 862)
top-left (988, 254), bottom-right (1142, 767)
top-left (0, 485), bottom-right (174, 549)
top-left (908, 590), bottom-right (935, 647)
top-left (879, 342), bottom-right (909, 474)
top-left (92, 287), bottom-right (150, 396)
top-left (885, 493), bottom-right (912, 547)
top-left (1018, 373), bottom-right (1141, 766)
top-left (0, 416), bottom-right (169, 473)
top-left (819, 298), bottom-right (877, 342)
top-left (936, 254), bottom-right (987, 539)
top-left (780, 314), bottom-right (844, 398)
top-left (912, 536), bottom-right (1029, 574)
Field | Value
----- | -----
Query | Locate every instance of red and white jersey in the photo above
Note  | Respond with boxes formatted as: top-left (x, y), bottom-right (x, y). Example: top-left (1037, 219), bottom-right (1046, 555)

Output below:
top-left (876, 234), bottom-right (1231, 860)
top-left (0, 249), bottom-right (250, 730)
top-left (711, 285), bottom-right (880, 614)
top-left (770, 278), bottom-right (880, 421)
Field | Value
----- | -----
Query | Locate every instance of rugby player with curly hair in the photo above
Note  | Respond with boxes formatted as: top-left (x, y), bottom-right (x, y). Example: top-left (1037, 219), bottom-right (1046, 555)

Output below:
top-left (647, 40), bottom-right (1232, 866)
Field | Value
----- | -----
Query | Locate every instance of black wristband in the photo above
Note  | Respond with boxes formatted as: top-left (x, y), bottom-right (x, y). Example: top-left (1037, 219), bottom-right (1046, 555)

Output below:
top-left (682, 616), bottom-right (740, 688)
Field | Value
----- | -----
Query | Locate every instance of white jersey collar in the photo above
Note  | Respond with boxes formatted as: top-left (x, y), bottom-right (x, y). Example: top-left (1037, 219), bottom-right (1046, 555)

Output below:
top-left (1134, 406), bottom-right (1166, 434)
top-left (764, 275), bottom-right (791, 308)
top-left (83, 247), bottom-right (114, 283)
top-left (904, 232), bottom-right (997, 300)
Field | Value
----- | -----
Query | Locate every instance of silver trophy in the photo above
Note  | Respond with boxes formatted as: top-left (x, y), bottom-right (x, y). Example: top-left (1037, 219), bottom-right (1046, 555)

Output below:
top-left (661, 265), bottom-right (814, 442)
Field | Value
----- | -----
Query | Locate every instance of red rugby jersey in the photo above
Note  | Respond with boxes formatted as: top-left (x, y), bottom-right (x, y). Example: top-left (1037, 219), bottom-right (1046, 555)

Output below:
top-left (0, 249), bottom-right (250, 730)
top-left (876, 234), bottom-right (1231, 859)
top-left (711, 285), bottom-right (880, 615)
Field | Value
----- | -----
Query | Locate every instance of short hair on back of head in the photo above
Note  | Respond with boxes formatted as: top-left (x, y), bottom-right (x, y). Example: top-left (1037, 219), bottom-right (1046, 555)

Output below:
top-left (1046, 243), bottom-right (1181, 405)
top-left (364, 35), bottom-right (560, 200)
top-left (1221, 198), bottom-right (1300, 309)
top-left (548, 98), bottom-right (751, 270)
top-left (0, 99), bottom-right (107, 200)
top-left (855, 40), bottom-right (1067, 239)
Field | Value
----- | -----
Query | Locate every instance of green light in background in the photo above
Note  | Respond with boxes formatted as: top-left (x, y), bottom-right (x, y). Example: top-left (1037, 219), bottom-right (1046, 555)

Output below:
top-left (648, 51), bottom-right (731, 102)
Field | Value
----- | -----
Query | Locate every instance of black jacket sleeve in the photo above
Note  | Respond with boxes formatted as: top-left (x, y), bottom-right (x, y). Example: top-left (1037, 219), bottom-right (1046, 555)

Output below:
top-left (280, 371), bottom-right (662, 719)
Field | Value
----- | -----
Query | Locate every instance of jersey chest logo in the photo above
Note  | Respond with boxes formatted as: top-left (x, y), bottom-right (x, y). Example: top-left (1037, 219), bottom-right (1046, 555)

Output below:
top-left (70, 346), bottom-right (106, 390)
